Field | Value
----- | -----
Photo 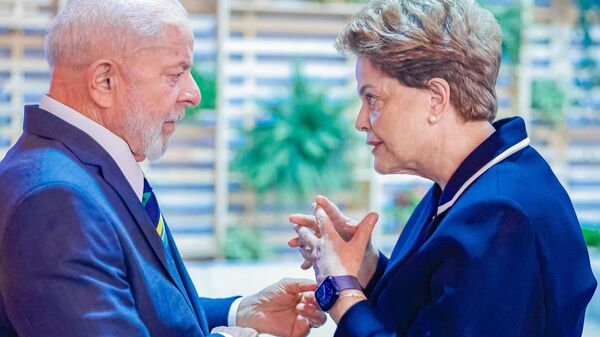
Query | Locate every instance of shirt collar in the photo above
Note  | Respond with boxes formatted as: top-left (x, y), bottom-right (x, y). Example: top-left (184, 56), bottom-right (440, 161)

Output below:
top-left (39, 95), bottom-right (145, 201)
top-left (436, 117), bottom-right (530, 215)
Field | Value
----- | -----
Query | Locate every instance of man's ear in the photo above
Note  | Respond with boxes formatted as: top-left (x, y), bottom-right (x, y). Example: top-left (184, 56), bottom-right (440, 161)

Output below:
top-left (88, 60), bottom-right (117, 109)
top-left (427, 77), bottom-right (451, 120)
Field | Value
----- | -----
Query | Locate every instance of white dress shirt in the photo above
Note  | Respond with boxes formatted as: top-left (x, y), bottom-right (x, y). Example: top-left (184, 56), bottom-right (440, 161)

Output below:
top-left (39, 95), bottom-right (241, 328)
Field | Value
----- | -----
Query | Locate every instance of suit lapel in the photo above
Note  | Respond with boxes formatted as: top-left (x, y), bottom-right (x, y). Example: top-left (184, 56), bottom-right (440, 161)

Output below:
top-left (370, 188), bottom-right (440, 300)
top-left (23, 106), bottom-right (199, 320)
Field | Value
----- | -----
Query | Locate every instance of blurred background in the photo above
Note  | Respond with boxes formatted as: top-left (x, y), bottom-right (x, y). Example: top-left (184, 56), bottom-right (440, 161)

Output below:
top-left (0, 0), bottom-right (599, 335)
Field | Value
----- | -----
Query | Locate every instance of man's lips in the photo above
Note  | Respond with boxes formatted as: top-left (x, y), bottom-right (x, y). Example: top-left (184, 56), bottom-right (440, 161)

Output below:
top-left (367, 140), bottom-right (382, 154)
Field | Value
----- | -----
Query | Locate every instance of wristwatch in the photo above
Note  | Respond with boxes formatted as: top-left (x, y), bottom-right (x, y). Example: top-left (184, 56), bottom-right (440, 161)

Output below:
top-left (315, 275), bottom-right (363, 312)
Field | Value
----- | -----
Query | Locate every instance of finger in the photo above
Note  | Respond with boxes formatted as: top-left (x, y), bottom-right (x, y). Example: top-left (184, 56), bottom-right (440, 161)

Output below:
top-left (315, 195), bottom-right (345, 223)
top-left (288, 236), bottom-right (300, 247)
top-left (300, 259), bottom-right (313, 270)
top-left (294, 225), bottom-right (319, 247)
top-left (298, 247), bottom-right (316, 265)
top-left (296, 303), bottom-right (327, 328)
top-left (291, 315), bottom-right (310, 337)
top-left (299, 290), bottom-right (318, 305)
top-left (289, 214), bottom-right (320, 235)
top-left (352, 212), bottom-right (379, 247)
top-left (314, 205), bottom-right (337, 239)
top-left (279, 278), bottom-right (318, 293)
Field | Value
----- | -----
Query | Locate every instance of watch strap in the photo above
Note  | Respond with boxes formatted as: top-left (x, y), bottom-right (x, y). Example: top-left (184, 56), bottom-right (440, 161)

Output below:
top-left (331, 275), bottom-right (362, 291)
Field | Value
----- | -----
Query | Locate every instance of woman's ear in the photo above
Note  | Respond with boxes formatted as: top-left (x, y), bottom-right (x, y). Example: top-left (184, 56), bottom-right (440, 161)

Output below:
top-left (426, 77), bottom-right (450, 122)
top-left (88, 60), bottom-right (117, 109)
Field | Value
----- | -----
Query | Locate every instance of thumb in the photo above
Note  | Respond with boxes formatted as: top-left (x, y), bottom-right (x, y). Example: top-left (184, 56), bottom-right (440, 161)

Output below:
top-left (279, 278), bottom-right (318, 293)
top-left (351, 212), bottom-right (378, 247)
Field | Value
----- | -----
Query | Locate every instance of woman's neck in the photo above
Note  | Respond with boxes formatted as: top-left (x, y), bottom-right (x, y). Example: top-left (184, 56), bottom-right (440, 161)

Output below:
top-left (424, 118), bottom-right (496, 190)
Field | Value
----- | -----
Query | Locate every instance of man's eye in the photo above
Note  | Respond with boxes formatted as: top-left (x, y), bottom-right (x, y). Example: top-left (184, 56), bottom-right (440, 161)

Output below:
top-left (366, 95), bottom-right (377, 106)
top-left (172, 72), bottom-right (183, 79)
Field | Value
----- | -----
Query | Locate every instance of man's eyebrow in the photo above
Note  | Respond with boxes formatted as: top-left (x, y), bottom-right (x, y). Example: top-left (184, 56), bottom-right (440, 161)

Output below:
top-left (359, 84), bottom-right (373, 96)
top-left (169, 61), bottom-right (191, 70)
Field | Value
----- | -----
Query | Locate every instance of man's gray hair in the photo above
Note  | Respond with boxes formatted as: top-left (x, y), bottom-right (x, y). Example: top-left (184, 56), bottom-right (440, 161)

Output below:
top-left (45, 0), bottom-right (191, 71)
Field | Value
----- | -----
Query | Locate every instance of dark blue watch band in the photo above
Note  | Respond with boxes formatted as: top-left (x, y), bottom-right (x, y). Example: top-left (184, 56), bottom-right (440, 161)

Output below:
top-left (315, 275), bottom-right (363, 311)
top-left (331, 275), bottom-right (363, 292)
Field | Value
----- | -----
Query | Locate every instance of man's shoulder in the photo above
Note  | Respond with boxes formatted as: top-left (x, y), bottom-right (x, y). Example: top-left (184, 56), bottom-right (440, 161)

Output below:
top-left (0, 135), bottom-right (101, 211)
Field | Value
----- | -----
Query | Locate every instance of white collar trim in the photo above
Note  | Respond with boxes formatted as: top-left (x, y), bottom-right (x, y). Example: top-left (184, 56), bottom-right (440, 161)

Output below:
top-left (437, 137), bottom-right (530, 216)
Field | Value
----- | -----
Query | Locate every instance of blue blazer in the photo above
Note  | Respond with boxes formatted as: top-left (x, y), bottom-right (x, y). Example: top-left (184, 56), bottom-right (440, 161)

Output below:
top-left (0, 106), bottom-right (235, 336)
top-left (335, 118), bottom-right (597, 337)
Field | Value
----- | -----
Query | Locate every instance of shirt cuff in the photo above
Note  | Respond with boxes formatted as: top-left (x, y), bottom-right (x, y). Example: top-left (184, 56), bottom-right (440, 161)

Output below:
top-left (228, 297), bottom-right (243, 326)
top-left (219, 333), bottom-right (234, 337)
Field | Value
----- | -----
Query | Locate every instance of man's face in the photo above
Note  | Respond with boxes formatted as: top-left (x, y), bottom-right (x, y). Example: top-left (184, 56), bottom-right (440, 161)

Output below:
top-left (120, 24), bottom-right (200, 161)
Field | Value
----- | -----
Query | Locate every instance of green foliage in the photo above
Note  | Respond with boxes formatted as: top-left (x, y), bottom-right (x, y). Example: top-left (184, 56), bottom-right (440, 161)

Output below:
top-left (185, 66), bottom-right (216, 119)
top-left (480, 1), bottom-right (523, 65)
top-left (223, 225), bottom-right (272, 260)
top-left (531, 79), bottom-right (566, 125)
top-left (232, 64), bottom-right (354, 203)
top-left (574, 1), bottom-right (600, 100)
top-left (582, 227), bottom-right (600, 247)
top-left (383, 187), bottom-right (425, 233)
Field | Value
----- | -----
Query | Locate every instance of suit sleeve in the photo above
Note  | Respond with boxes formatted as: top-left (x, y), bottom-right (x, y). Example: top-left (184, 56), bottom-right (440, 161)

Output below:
top-left (363, 252), bottom-right (388, 297)
top-left (0, 184), bottom-right (151, 337)
top-left (336, 199), bottom-right (542, 337)
top-left (199, 296), bottom-right (240, 328)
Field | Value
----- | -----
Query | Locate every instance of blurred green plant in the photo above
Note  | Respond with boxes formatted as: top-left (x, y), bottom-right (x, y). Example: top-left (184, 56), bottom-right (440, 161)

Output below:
top-left (582, 227), bottom-right (600, 248)
top-left (223, 225), bottom-right (273, 260)
top-left (185, 66), bottom-right (216, 119)
top-left (480, 0), bottom-right (523, 66)
top-left (574, 1), bottom-right (600, 111)
top-left (232, 64), bottom-right (354, 203)
top-left (531, 79), bottom-right (566, 125)
top-left (383, 187), bottom-right (424, 234)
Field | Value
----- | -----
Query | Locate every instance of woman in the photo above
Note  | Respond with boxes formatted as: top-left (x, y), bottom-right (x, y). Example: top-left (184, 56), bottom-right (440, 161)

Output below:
top-left (288, 0), bottom-right (597, 336)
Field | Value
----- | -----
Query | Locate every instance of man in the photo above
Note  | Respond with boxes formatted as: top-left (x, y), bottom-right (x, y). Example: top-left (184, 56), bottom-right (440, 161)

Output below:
top-left (0, 1), bottom-right (325, 336)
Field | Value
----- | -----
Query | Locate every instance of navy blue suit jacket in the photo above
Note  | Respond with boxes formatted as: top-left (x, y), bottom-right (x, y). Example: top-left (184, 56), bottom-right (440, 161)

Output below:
top-left (335, 117), bottom-right (597, 337)
top-left (0, 106), bottom-right (235, 336)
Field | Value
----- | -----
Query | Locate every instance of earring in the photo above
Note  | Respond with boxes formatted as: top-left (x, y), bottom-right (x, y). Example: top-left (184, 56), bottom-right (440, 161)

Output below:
top-left (428, 115), bottom-right (438, 124)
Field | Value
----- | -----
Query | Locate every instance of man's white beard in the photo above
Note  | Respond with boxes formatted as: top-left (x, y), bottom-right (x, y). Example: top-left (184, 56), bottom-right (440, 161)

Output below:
top-left (126, 103), bottom-right (184, 161)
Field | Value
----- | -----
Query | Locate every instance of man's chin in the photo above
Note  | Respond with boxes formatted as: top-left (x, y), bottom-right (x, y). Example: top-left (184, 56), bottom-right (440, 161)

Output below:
top-left (163, 121), bottom-right (176, 134)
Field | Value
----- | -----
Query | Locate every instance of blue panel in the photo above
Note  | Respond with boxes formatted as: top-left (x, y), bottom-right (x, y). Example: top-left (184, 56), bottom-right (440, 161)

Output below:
top-left (24, 92), bottom-right (43, 103)
top-left (23, 28), bottom-right (45, 36)
top-left (256, 54), bottom-right (346, 63)
top-left (24, 48), bottom-right (45, 59)
top-left (0, 92), bottom-right (10, 103)
top-left (496, 74), bottom-right (512, 87)
top-left (498, 96), bottom-right (512, 109)
top-left (24, 72), bottom-right (50, 80)
top-left (0, 114), bottom-right (11, 125)
top-left (194, 28), bottom-right (216, 39)
top-left (531, 58), bottom-right (551, 67)
top-left (534, 0), bottom-right (552, 7)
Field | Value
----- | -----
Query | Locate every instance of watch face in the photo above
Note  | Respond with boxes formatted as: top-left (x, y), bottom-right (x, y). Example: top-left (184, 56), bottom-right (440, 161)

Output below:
top-left (316, 277), bottom-right (337, 311)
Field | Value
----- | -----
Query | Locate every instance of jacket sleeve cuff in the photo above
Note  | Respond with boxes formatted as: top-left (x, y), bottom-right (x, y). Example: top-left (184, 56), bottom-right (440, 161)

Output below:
top-left (335, 300), bottom-right (387, 337)
top-left (364, 251), bottom-right (388, 296)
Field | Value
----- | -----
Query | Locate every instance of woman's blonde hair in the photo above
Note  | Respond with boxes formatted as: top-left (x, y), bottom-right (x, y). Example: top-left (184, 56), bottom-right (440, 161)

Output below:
top-left (336, 0), bottom-right (502, 122)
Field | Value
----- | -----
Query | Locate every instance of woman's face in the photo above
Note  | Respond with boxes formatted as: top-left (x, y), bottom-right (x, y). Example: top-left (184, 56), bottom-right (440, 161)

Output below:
top-left (354, 57), bottom-right (433, 176)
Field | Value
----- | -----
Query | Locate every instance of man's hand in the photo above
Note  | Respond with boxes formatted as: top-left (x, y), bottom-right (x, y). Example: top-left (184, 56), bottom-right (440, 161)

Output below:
top-left (211, 326), bottom-right (258, 337)
top-left (236, 278), bottom-right (327, 337)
